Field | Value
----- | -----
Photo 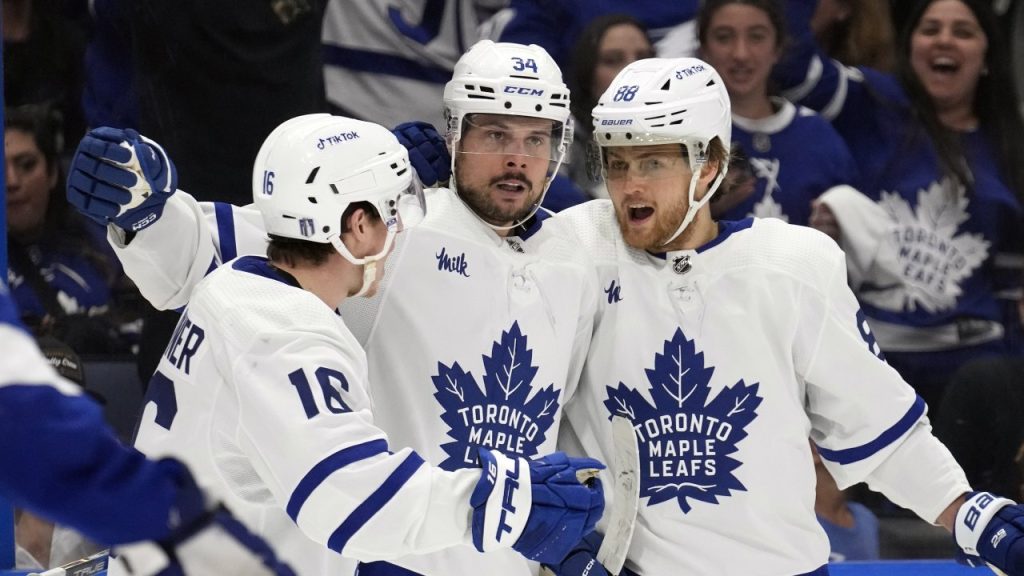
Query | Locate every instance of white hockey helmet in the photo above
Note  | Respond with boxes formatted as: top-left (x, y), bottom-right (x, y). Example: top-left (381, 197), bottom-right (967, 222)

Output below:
top-left (592, 57), bottom-right (731, 245)
top-left (252, 114), bottom-right (425, 295)
top-left (443, 40), bottom-right (573, 229)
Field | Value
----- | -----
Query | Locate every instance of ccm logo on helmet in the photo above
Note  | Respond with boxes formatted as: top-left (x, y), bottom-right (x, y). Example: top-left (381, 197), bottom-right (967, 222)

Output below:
top-left (503, 86), bottom-right (545, 96)
top-left (316, 131), bottom-right (360, 150)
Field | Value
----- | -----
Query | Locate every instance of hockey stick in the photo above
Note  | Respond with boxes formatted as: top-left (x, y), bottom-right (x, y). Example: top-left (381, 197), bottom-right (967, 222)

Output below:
top-left (595, 415), bottom-right (641, 576)
top-left (987, 562), bottom-right (1008, 576)
top-left (29, 550), bottom-right (108, 576)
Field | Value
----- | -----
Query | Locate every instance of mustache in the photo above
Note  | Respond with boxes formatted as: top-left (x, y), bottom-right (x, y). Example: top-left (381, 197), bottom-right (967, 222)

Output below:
top-left (489, 172), bottom-right (534, 191)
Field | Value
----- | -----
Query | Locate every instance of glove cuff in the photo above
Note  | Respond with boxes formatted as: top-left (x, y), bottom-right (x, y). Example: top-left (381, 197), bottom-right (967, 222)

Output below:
top-left (113, 197), bottom-right (169, 232)
top-left (955, 491), bottom-right (1016, 556)
top-left (471, 449), bottom-right (532, 553)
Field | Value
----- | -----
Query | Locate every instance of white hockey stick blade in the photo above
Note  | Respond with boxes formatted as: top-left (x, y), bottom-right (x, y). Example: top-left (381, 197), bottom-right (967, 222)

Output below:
top-left (596, 415), bottom-right (640, 576)
top-left (987, 562), bottom-right (1007, 576)
top-left (29, 550), bottom-right (108, 576)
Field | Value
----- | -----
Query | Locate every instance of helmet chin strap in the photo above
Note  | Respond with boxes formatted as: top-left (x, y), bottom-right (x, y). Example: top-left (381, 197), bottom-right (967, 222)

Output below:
top-left (352, 260), bottom-right (378, 298)
top-left (660, 169), bottom-right (727, 247)
top-left (330, 231), bottom-right (396, 297)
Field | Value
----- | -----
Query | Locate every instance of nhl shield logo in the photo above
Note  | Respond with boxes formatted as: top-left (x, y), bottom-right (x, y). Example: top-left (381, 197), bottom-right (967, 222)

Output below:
top-left (299, 218), bottom-right (315, 238)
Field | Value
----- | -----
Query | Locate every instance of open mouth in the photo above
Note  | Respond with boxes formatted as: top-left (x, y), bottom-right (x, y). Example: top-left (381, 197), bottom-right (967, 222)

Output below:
top-left (495, 180), bottom-right (528, 193)
top-left (929, 56), bottom-right (960, 76)
top-left (628, 205), bottom-right (655, 223)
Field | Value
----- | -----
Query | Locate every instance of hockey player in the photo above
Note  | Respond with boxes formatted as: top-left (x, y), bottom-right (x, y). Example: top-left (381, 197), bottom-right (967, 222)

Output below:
top-left (67, 40), bottom-right (600, 576)
top-left (547, 57), bottom-right (1024, 576)
top-left (101, 112), bottom-right (604, 576)
top-left (0, 286), bottom-right (294, 576)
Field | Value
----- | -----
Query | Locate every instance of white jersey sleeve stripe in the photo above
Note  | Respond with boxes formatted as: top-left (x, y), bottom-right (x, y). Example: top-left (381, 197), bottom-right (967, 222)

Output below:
top-left (326, 451), bottom-right (426, 553)
top-left (816, 395), bottom-right (926, 464)
top-left (213, 202), bottom-right (239, 262)
top-left (286, 438), bottom-right (390, 521)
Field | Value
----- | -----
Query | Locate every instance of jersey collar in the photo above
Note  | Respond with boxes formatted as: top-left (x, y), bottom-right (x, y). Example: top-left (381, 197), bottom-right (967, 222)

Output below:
top-left (647, 218), bottom-right (755, 259)
top-left (232, 256), bottom-right (301, 288)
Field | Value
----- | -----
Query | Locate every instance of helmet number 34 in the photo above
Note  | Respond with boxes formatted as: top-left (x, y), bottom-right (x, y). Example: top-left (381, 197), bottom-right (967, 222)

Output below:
top-left (510, 56), bottom-right (539, 73)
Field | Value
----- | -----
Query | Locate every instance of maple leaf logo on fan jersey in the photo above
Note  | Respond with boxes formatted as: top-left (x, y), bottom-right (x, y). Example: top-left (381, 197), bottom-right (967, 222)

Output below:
top-left (605, 328), bottom-right (762, 513)
top-left (865, 179), bottom-right (989, 313)
top-left (431, 322), bottom-right (561, 471)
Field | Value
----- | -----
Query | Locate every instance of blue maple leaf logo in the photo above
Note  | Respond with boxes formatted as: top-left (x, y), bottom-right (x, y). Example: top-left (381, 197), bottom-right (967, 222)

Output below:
top-left (605, 328), bottom-right (762, 513)
top-left (431, 322), bottom-right (561, 471)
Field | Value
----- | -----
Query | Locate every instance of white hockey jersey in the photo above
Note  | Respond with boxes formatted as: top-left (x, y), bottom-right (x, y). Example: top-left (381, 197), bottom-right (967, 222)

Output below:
top-left (122, 255), bottom-right (492, 576)
top-left (110, 186), bottom-right (599, 576)
top-left (322, 0), bottom-right (505, 129)
top-left (553, 201), bottom-right (969, 576)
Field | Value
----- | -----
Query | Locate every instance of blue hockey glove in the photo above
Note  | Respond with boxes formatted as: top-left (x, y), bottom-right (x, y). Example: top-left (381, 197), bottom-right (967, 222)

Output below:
top-left (471, 449), bottom-right (605, 565)
top-left (392, 121), bottom-right (450, 188)
top-left (67, 127), bottom-right (177, 232)
top-left (544, 532), bottom-right (640, 576)
top-left (110, 459), bottom-right (295, 576)
top-left (954, 491), bottom-right (1024, 575)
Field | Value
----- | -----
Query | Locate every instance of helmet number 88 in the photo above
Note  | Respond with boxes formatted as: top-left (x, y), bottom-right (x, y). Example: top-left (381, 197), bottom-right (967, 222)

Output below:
top-left (613, 85), bottom-right (639, 102)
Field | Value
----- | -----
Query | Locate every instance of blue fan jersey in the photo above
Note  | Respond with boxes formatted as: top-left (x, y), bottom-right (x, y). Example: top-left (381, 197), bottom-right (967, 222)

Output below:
top-left (719, 98), bottom-right (860, 226)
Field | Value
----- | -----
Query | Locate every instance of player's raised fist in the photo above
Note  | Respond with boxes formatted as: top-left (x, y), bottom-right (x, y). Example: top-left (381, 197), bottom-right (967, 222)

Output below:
top-left (392, 121), bottom-right (450, 188)
top-left (471, 449), bottom-right (605, 565)
top-left (67, 127), bottom-right (178, 232)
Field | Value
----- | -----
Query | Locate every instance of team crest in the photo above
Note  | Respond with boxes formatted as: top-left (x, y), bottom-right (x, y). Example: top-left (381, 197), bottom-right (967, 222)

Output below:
top-left (432, 322), bottom-right (560, 471)
top-left (865, 180), bottom-right (989, 313)
top-left (605, 328), bottom-right (762, 513)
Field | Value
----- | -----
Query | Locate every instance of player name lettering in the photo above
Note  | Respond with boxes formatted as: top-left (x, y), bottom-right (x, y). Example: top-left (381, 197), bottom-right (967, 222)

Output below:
top-left (163, 313), bottom-right (205, 376)
top-left (633, 412), bottom-right (733, 443)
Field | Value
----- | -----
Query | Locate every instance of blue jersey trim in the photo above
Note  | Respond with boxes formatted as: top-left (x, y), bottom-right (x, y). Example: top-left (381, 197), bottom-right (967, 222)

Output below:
top-left (816, 396), bottom-right (926, 465)
top-left (327, 452), bottom-right (426, 553)
top-left (213, 202), bottom-right (238, 263)
top-left (517, 209), bottom-right (552, 241)
top-left (357, 561), bottom-right (425, 576)
top-left (648, 218), bottom-right (755, 259)
top-left (286, 439), bottom-right (389, 521)
top-left (698, 218), bottom-right (755, 253)
top-left (231, 257), bottom-right (301, 289)
top-left (322, 46), bottom-right (450, 84)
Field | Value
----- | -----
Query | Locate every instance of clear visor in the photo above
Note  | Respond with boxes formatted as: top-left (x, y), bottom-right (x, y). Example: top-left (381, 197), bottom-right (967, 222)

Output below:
top-left (376, 177), bottom-right (426, 233)
top-left (593, 144), bottom-right (691, 186)
top-left (457, 114), bottom-right (567, 163)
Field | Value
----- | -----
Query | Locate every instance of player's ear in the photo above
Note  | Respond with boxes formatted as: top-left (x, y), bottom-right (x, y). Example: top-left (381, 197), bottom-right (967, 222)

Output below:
top-left (342, 207), bottom-right (384, 257)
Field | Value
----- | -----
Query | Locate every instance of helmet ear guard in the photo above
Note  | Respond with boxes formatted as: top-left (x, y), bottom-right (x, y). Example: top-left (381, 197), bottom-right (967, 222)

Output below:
top-left (251, 114), bottom-right (426, 294)
top-left (592, 57), bottom-right (732, 245)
